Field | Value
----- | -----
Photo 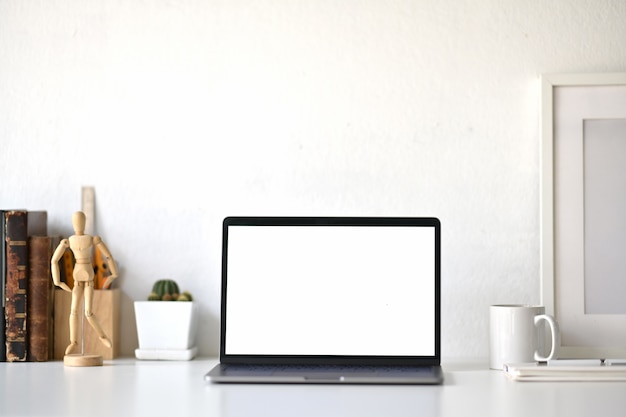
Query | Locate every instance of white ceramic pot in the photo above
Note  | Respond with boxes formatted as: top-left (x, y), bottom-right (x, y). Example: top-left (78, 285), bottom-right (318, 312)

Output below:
top-left (134, 301), bottom-right (198, 360)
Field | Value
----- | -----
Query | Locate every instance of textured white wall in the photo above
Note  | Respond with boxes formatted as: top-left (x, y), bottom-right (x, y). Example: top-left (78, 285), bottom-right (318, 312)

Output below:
top-left (1, 0), bottom-right (625, 359)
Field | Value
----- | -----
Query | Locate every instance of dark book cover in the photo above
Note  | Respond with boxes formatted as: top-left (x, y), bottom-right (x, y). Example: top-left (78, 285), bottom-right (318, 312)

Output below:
top-left (5, 210), bottom-right (28, 361)
top-left (1, 210), bottom-right (6, 362)
top-left (4, 210), bottom-right (47, 362)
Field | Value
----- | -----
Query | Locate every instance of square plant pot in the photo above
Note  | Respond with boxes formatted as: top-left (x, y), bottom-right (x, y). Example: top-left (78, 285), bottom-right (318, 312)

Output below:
top-left (134, 301), bottom-right (198, 360)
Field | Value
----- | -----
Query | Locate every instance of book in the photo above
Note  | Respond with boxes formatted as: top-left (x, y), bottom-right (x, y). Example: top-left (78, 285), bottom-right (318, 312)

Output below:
top-left (503, 361), bottom-right (626, 381)
top-left (27, 235), bottom-right (61, 361)
top-left (4, 210), bottom-right (29, 362)
top-left (3, 210), bottom-right (47, 362)
top-left (0, 210), bottom-right (6, 361)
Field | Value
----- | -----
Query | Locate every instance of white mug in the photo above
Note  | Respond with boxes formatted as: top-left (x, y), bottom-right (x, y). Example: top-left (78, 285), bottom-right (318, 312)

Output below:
top-left (489, 304), bottom-right (560, 370)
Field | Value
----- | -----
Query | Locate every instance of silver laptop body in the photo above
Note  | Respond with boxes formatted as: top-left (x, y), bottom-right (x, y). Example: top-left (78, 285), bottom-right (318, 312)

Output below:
top-left (206, 217), bottom-right (443, 385)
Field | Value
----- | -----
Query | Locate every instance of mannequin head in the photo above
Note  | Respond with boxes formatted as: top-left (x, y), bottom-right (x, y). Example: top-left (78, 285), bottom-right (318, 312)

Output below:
top-left (72, 211), bottom-right (86, 235)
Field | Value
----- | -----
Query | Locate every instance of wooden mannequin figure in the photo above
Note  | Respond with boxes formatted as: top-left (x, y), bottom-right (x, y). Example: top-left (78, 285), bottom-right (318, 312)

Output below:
top-left (51, 211), bottom-right (119, 366)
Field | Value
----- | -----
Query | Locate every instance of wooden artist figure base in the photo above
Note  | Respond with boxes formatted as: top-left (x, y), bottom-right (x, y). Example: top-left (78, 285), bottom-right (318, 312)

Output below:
top-left (64, 354), bottom-right (104, 367)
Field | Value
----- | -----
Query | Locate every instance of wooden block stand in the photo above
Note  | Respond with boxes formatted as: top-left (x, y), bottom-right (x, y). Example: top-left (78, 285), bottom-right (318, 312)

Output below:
top-left (54, 288), bottom-right (120, 360)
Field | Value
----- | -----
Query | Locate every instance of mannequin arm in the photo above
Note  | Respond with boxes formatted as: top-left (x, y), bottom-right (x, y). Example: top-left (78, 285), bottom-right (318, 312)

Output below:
top-left (50, 239), bottom-right (72, 292)
top-left (94, 236), bottom-right (119, 289)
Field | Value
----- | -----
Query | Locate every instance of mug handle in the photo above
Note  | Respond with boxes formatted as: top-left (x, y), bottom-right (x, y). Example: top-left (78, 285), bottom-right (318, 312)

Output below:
top-left (533, 314), bottom-right (561, 362)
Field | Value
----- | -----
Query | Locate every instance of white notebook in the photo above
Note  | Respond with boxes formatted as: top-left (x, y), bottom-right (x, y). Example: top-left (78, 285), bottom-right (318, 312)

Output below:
top-left (504, 361), bottom-right (626, 381)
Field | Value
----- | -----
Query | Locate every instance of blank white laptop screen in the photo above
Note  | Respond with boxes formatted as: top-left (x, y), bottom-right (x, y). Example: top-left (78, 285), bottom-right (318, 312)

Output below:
top-left (224, 222), bottom-right (436, 357)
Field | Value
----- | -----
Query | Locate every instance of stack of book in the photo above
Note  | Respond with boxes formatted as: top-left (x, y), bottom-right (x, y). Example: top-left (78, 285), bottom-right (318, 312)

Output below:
top-left (1, 209), bottom-right (60, 362)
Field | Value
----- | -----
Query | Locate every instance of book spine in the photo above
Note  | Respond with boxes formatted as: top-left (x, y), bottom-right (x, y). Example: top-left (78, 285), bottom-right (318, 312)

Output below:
top-left (1, 210), bottom-right (6, 362)
top-left (27, 236), bottom-right (57, 361)
top-left (5, 210), bottom-right (28, 362)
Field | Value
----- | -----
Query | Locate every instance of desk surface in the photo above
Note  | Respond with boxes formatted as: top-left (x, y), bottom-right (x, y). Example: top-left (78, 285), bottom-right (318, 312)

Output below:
top-left (2, 358), bottom-right (626, 417)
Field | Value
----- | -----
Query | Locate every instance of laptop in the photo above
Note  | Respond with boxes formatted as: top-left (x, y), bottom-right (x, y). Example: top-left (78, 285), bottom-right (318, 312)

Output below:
top-left (205, 216), bottom-right (443, 384)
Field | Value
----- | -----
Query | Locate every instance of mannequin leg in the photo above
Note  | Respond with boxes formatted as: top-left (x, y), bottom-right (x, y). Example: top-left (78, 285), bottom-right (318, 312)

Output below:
top-left (84, 282), bottom-right (112, 348)
top-left (65, 284), bottom-right (84, 355)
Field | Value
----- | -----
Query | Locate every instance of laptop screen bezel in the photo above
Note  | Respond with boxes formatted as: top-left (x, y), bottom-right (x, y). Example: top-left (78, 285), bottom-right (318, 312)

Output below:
top-left (219, 216), bottom-right (441, 366)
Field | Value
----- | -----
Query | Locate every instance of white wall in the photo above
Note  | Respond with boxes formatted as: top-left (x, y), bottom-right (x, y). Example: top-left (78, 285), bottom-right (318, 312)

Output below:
top-left (1, 0), bottom-right (625, 359)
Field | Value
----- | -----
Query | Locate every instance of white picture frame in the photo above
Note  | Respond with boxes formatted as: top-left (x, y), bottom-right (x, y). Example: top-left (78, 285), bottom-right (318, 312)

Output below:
top-left (541, 72), bottom-right (626, 358)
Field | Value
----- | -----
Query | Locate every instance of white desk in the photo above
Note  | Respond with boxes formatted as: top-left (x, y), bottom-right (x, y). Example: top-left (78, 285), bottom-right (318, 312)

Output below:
top-left (1, 358), bottom-right (625, 417)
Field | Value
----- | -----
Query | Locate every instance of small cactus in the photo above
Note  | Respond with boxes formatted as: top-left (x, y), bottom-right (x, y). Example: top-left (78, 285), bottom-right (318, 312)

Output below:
top-left (148, 279), bottom-right (192, 301)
